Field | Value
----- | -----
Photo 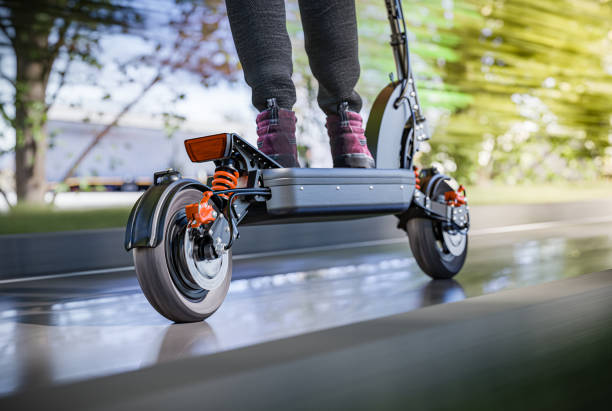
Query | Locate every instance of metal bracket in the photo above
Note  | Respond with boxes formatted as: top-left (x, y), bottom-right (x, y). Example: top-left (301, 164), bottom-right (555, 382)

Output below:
top-left (410, 188), bottom-right (469, 230)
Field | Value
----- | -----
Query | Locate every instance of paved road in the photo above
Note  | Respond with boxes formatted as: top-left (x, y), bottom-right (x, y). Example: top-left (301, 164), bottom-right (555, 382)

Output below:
top-left (3, 270), bottom-right (611, 410)
top-left (1, 211), bottom-right (612, 407)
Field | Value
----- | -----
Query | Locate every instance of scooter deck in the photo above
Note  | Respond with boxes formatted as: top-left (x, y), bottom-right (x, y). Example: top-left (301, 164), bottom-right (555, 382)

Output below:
top-left (241, 168), bottom-right (416, 225)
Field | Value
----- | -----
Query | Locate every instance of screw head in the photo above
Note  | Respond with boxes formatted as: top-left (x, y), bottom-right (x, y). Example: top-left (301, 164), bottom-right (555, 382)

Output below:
top-left (336, 186), bottom-right (341, 190)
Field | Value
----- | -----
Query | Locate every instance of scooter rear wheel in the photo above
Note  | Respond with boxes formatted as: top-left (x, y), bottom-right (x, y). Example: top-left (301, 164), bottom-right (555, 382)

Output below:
top-left (133, 188), bottom-right (232, 323)
top-left (406, 181), bottom-right (468, 279)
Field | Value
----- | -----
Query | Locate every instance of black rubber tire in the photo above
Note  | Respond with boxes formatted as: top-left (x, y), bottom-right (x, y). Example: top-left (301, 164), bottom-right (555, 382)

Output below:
top-left (133, 189), bottom-right (232, 323)
top-left (406, 217), bottom-right (468, 279)
top-left (406, 178), bottom-right (468, 279)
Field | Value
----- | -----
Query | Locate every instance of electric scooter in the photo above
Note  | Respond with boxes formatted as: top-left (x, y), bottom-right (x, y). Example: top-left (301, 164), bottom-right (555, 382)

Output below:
top-left (124, 0), bottom-right (470, 323)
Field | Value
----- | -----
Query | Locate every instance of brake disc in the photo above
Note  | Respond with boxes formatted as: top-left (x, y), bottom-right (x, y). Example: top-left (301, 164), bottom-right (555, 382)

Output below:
top-left (442, 228), bottom-right (467, 257)
top-left (183, 228), bottom-right (229, 290)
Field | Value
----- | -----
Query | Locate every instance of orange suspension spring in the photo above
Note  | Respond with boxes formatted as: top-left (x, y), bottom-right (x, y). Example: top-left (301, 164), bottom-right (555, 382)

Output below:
top-left (413, 166), bottom-right (421, 190)
top-left (185, 166), bottom-right (239, 229)
top-left (212, 168), bottom-right (239, 199)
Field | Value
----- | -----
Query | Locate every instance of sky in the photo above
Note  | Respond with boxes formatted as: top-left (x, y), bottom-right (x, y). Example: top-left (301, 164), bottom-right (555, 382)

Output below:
top-left (0, 0), bottom-right (258, 150)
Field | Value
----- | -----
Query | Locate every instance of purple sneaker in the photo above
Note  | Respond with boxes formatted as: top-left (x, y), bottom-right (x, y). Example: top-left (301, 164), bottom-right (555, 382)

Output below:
top-left (325, 102), bottom-right (375, 168)
top-left (256, 98), bottom-right (300, 168)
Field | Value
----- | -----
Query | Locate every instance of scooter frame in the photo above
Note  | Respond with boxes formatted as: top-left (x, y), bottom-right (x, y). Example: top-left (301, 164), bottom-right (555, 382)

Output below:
top-left (125, 0), bottom-right (468, 250)
top-left (124, 0), bottom-right (469, 322)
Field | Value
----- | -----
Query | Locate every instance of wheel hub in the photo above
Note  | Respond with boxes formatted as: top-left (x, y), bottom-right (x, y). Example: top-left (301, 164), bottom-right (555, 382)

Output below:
top-left (166, 207), bottom-right (231, 300)
top-left (183, 229), bottom-right (229, 290)
top-left (442, 228), bottom-right (467, 256)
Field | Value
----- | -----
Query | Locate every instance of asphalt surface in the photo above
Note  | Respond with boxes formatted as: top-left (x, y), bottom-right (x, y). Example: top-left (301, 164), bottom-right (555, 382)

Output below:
top-left (1, 206), bottom-right (612, 409)
top-left (3, 270), bottom-right (610, 411)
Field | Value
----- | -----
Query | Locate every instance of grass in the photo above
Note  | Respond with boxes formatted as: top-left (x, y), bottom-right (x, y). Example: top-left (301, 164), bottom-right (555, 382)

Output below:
top-left (0, 206), bottom-right (131, 235)
top-left (467, 180), bottom-right (612, 205)
top-left (1, 180), bottom-right (611, 234)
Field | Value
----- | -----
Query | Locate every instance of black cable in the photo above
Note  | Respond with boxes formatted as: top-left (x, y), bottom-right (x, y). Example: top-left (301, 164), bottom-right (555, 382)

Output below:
top-left (392, 0), bottom-right (419, 170)
top-left (397, 0), bottom-right (410, 79)
top-left (210, 187), bottom-right (271, 197)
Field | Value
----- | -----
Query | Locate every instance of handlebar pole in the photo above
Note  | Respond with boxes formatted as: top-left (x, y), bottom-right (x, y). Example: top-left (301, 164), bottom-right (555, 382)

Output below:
top-left (385, 0), bottom-right (408, 81)
top-left (384, 0), bottom-right (429, 131)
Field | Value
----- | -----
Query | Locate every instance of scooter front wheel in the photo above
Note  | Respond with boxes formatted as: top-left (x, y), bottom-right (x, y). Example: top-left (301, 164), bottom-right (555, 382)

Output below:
top-left (133, 188), bottom-right (232, 323)
top-left (406, 181), bottom-right (468, 279)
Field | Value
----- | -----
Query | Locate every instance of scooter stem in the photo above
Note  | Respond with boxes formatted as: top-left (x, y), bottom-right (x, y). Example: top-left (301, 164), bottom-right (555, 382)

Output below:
top-left (384, 0), bottom-right (428, 129)
top-left (385, 0), bottom-right (409, 81)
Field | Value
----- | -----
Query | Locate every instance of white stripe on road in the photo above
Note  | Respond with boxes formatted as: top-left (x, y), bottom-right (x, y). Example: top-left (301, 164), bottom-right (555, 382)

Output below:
top-left (0, 266), bottom-right (135, 285)
top-left (470, 215), bottom-right (612, 235)
top-left (2, 215), bottom-right (611, 285)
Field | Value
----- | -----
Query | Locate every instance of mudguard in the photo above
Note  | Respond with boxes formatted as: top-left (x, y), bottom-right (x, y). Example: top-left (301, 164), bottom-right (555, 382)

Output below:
top-left (124, 172), bottom-right (207, 251)
top-left (365, 82), bottom-right (412, 169)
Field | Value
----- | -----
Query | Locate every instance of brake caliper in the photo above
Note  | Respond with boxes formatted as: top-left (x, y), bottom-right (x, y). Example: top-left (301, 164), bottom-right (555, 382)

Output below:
top-left (445, 185), bottom-right (467, 207)
top-left (185, 191), bottom-right (217, 229)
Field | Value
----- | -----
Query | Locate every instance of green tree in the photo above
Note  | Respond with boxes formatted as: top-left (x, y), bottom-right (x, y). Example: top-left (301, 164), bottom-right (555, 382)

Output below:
top-left (0, 0), bottom-right (143, 204)
top-left (0, 0), bottom-right (239, 205)
top-left (57, 0), bottom-right (238, 188)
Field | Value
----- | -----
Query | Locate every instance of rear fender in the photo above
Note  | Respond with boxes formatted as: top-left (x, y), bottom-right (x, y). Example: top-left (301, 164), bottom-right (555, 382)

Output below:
top-left (365, 82), bottom-right (411, 169)
top-left (124, 172), bottom-right (207, 251)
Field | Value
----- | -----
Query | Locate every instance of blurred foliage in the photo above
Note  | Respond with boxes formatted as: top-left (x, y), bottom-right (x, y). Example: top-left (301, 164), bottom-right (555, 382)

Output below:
top-left (2, 0), bottom-right (611, 198)
top-left (290, 0), bottom-right (612, 184)
top-left (0, 0), bottom-right (240, 203)
top-left (0, 0), bottom-right (146, 202)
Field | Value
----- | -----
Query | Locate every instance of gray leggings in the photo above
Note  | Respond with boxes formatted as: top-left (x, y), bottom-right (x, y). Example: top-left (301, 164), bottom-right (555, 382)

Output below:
top-left (225, 0), bottom-right (362, 115)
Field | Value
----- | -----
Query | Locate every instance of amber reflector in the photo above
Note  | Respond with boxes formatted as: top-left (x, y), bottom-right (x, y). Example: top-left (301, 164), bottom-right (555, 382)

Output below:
top-left (184, 133), bottom-right (229, 162)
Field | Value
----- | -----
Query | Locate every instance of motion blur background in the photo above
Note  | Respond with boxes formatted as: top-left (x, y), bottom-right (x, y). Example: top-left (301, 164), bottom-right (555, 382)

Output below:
top-left (1, 3), bottom-right (612, 408)
top-left (0, 0), bottom-right (611, 232)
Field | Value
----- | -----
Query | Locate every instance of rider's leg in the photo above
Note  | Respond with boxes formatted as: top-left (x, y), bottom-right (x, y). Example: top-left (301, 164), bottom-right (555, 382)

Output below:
top-left (226, 0), bottom-right (295, 111)
top-left (297, 0), bottom-right (361, 114)
top-left (297, 0), bottom-right (374, 168)
top-left (225, 0), bottom-right (300, 167)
